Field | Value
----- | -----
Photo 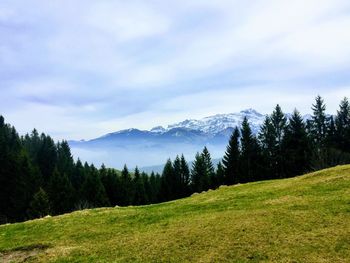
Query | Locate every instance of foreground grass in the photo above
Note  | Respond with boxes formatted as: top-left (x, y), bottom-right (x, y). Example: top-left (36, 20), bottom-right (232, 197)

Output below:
top-left (1, 165), bottom-right (350, 262)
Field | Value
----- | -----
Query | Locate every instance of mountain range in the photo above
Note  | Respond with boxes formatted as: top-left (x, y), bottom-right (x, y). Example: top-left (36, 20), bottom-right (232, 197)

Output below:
top-left (68, 109), bottom-right (310, 171)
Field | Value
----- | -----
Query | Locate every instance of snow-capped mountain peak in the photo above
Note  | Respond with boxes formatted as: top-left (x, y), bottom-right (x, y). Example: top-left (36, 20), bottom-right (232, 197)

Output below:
top-left (152, 109), bottom-right (266, 135)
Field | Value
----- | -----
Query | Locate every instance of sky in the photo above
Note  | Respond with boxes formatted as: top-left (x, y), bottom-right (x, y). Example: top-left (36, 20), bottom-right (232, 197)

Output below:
top-left (1, 0), bottom-right (350, 140)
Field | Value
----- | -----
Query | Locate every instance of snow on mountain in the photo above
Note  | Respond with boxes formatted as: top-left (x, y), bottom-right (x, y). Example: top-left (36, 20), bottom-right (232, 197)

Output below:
top-left (69, 109), bottom-right (313, 169)
top-left (152, 108), bottom-right (265, 135)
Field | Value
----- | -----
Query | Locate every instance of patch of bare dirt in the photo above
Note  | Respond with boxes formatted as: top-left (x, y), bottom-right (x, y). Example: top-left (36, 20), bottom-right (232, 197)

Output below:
top-left (0, 244), bottom-right (49, 263)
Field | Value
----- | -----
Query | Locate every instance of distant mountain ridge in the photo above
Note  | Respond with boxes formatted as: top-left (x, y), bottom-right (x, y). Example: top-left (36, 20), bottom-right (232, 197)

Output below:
top-left (68, 109), bottom-right (311, 169)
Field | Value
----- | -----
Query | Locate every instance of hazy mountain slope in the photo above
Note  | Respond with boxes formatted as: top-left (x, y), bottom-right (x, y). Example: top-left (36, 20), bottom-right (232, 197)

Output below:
top-left (68, 109), bottom-right (312, 169)
top-left (68, 109), bottom-right (266, 168)
top-left (1, 165), bottom-right (349, 262)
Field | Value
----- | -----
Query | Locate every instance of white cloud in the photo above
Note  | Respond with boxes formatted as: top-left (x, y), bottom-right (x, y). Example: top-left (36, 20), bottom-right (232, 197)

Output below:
top-left (0, 0), bottom-right (350, 140)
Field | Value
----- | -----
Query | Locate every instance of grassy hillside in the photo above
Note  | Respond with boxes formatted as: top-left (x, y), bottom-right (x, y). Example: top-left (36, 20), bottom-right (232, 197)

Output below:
top-left (1, 165), bottom-right (350, 263)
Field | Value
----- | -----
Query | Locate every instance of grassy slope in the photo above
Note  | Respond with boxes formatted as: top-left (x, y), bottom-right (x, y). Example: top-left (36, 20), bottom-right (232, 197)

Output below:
top-left (1, 165), bottom-right (350, 263)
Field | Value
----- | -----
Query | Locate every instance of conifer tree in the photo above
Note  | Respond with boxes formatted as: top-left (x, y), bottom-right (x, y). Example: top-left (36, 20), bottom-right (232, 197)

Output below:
top-left (240, 117), bottom-right (260, 182)
top-left (310, 95), bottom-right (328, 147)
top-left (56, 140), bottom-right (74, 175)
top-left (335, 97), bottom-right (350, 152)
top-left (222, 127), bottom-right (240, 185)
top-left (148, 172), bottom-right (159, 203)
top-left (282, 109), bottom-right (311, 177)
top-left (142, 172), bottom-right (151, 204)
top-left (100, 165), bottom-right (120, 206)
top-left (81, 165), bottom-right (110, 208)
top-left (191, 153), bottom-right (206, 192)
top-left (27, 188), bottom-right (50, 219)
top-left (180, 154), bottom-right (190, 196)
top-left (119, 165), bottom-right (133, 206)
top-left (133, 167), bottom-right (148, 205)
top-left (201, 147), bottom-right (214, 189)
top-left (214, 161), bottom-right (225, 188)
top-left (160, 159), bottom-right (175, 201)
top-left (47, 169), bottom-right (75, 215)
top-left (37, 134), bottom-right (57, 183)
top-left (173, 156), bottom-right (183, 198)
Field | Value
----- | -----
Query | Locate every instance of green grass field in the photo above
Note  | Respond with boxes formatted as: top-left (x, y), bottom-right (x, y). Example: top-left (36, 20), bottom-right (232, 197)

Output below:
top-left (1, 165), bottom-right (350, 262)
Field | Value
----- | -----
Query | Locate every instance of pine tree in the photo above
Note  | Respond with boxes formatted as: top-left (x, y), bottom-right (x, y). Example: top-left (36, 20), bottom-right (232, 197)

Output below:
top-left (27, 188), bottom-right (50, 219)
top-left (142, 172), bottom-right (151, 204)
top-left (222, 127), bottom-right (240, 185)
top-left (310, 95), bottom-right (328, 147)
top-left (201, 147), bottom-right (214, 190)
top-left (148, 172), bottom-right (159, 203)
top-left (37, 134), bottom-right (57, 183)
top-left (80, 165), bottom-right (110, 208)
top-left (190, 153), bottom-right (206, 192)
top-left (56, 140), bottom-right (74, 175)
top-left (335, 97), bottom-right (350, 152)
top-left (180, 154), bottom-right (190, 196)
top-left (160, 159), bottom-right (175, 201)
top-left (239, 117), bottom-right (260, 182)
top-left (282, 109), bottom-right (311, 177)
top-left (173, 156), bottom-right (183, 198)
top-left (133, 167), bottom-right (148, 205)
top-left (119, 165), bottom-right (133, 206)
top-left (214, 161), bottom-right (225, 188)
top-left (100, 165), bottom-right (120, 206)
top-left (47, 169), bottom-right (75, 215)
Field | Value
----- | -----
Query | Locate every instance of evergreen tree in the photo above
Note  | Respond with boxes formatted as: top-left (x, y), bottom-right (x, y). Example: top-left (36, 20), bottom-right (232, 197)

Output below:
top-left (47, 169), bottom-right (74, 215)
top-left (201, 147), bottom-right (215, 189)
top-left (173, 156), bottom-right (183, 198)
top-left (100, 165), bottom-right (120, 206)
top-left (160, 159), bottom-right (175, 201)
top-left (310, 95), bottom-right (328, 147)
top-left (119, 165), bottom-right (133, 206)
top-left (36, 134), bottom-right (57, 183)
top-left (239, 117), bottom-right (260, 182)
top-left (335, 97), bottom-right (350, 152)
top-left (190, 153), bottom-right (206, 192)
top-left (214, 161), bottom-right (225, 189)
top-left (148, 172), bottom-right (159, 203)
top-left (222, 127), bottom-right (240, 185)
top-left (27, 188), bottom-right (50, 219)
top-left (133, 167), bottom-right (148, 205)
top-left (56, 140), bottom-right (74, 175)
top-left (142, 172), bottom-right (151, 204)
top-left (282, 109), bottom-right (311, 177)
top-left (180, 154), bottom-right (190, 196)
top-left (81, 165), bottom-right (110, 208)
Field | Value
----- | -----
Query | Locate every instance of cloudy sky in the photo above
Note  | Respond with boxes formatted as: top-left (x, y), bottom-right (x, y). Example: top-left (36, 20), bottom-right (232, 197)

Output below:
top-left (1, 0), bottom-right (350, 140)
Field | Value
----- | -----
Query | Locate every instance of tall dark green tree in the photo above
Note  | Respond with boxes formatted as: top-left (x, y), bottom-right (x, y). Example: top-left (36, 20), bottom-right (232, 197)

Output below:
top-left (27, 188), bottom-right (50, 219)
top-left (222, 127), bottom-right (240, 185)
top-left (100, 165), bottom-right (120, 206)
top-left (282, 109), bottom-right (312, 177)
top-left (215, 162), bottom-right (225, 188)
top-left (310, 95), bottom-right (328, 147)
top-left (201, 147), bottom-right (215, 189)
top-left (191, 153), bottom-right (207, 192)
top-left (335, 97), bottom-right (350, 152)
top-left (180, 154), bottom-right (190, 196)
top-left (119, 165), bottom-right (133, 206)
top-left (173, 156), bottom-right (183, 198)
top-left (47, 169), bottom-right (74, 215)
top-left (160, 159), bottom-right (175, 201)
top-left (239, 117), bottom-right (260, 182)
top-left (133, 167), bottom-right (148, 205)
top-left (80, 165), bottom-right (109, 208)
top-left (36, 134), bottom-right (57, 183)
top-left (56, 141), bottom-right (74, 175)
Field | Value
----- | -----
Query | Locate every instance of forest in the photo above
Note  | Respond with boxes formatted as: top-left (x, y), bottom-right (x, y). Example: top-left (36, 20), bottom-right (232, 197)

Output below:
top-left (1, 95), bottom-right (349, 224)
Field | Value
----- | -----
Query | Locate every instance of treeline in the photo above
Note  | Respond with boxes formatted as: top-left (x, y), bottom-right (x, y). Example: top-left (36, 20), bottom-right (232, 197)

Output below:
top-left (1, 96), bottom-right (349, 224)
